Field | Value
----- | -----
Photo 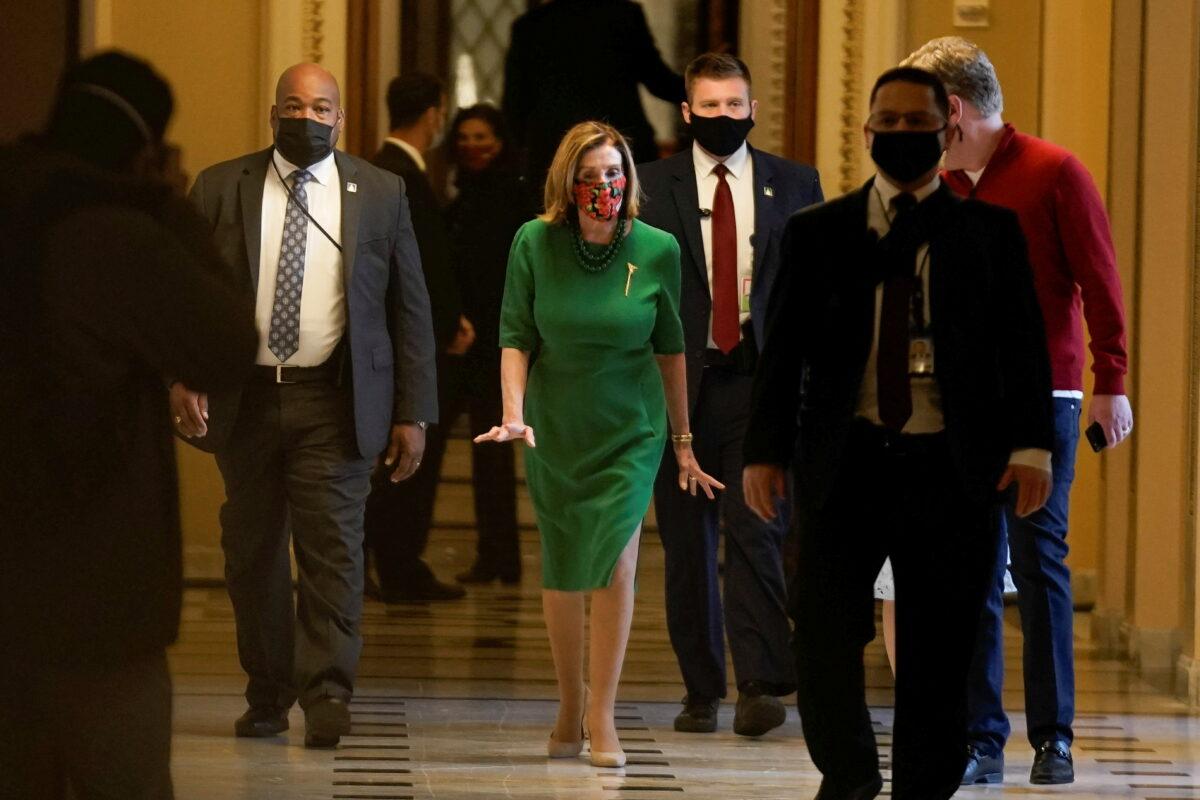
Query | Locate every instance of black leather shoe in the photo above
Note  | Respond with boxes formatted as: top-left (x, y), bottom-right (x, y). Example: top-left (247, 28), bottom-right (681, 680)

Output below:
top-left (961, 744), bottom-right (1004, 785)
top-left (1030, 739), bottom-right (1074, 784)
top-left (673, 695), bottom-right (718, 733)
top-left (732, 683), bottom-right (787, 737)
top-left (456, 562), bottom-right (521, 585)
top-left (381, 575), bottom-right (467, 603)
top-left (814, 775), bottom-right (883, 800)
top-left (304, 697), bottom-right (352, 748)
top-left (234, 706), bottom-right (289, 738)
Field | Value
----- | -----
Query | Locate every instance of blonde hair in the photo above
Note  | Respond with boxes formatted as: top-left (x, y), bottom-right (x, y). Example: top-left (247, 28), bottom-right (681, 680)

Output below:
top-left (539, 121), bottom-right (642, 224)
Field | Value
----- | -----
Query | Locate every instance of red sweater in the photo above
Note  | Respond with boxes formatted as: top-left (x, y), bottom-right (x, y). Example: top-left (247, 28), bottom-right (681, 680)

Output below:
top-left (944, 124), bottom-right (1128, 395)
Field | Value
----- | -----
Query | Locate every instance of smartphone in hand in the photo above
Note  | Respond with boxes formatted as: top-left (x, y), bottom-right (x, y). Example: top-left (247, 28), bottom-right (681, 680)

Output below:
top-left (1085, 421), bottom-right (1107, 452)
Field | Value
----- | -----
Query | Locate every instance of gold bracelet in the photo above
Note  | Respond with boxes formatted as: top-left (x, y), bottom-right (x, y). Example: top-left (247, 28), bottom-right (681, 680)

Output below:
top-left (671, 433), bottom-right (694, 444)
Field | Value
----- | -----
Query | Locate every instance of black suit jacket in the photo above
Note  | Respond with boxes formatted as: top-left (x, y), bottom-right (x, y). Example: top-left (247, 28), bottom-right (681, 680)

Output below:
top-left (187, 148), bottom-right (439, 458)
top-left (0, 144), bottom-right (257, 665)
top-left (503, 0), bottom-right (685, 183)
top-left (744, 180), bottom-right (1054, 505)
top-left (371, 142), bottom-right (463, 349)
top-left (637, 146), bottom-right (823, 414)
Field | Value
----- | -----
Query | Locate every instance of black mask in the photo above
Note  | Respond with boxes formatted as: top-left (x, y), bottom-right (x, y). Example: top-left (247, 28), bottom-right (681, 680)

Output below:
top-left (274, 117), bottom-right (334, 168)
top-left (869, 129), bottom-right (945, 184)
top-left (688, 114), bottom-right (755, 157)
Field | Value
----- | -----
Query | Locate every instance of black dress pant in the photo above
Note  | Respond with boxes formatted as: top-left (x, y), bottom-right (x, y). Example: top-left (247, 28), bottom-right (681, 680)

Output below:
top-left (793, 422), bottom-right (999, 800)
top-left (215, 379), bottom-right (373, 710)
top-left (364, 353), bottom-right (519, 587)
top-left (654, 367), bottom-right (794, 700)
top-left (0, 650), bottom-right (173, 800)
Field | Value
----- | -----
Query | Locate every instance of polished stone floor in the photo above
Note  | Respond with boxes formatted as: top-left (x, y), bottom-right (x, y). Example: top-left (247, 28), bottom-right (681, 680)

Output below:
top-left (168, 440), bottom-right (1200, 799)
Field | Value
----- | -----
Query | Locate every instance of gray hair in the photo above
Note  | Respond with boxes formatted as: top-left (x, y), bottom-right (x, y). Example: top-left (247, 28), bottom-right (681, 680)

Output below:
top-left (901, 36), bottom-right (1004, 117)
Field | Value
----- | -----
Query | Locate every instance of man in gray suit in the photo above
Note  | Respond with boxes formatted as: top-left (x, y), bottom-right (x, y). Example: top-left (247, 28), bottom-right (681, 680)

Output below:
top-left (171, 63), bottom-right (438, 748)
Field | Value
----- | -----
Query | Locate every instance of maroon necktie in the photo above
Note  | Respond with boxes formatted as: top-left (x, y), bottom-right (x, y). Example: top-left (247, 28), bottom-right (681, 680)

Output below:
top-left (711, 163), bottom-right (739, 353)
top-left (877, 192), bottom-right (918, 431)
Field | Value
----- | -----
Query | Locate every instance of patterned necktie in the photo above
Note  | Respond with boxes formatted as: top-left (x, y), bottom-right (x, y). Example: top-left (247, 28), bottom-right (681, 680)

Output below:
top-left (268, 169), bottom-right (313, 362)
top-left (711, 163), bottom-right (739, 354)
top-left (877, 192), bottom-right (918, 431)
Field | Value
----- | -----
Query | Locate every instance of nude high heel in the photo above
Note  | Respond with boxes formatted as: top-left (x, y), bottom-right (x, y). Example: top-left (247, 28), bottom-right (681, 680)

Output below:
top-left (587, 690), bottom-right (626, 768)
top-left (547, 687), bottom-right (589, 759)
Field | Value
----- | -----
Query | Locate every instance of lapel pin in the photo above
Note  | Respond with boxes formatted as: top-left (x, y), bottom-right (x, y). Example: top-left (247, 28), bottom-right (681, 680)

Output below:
top-left (764, 186), bottom-right (774, 197)
top-left (347, 182), bottom-right (358, 193)
top-left (625, 262), bottom-right (638, 297)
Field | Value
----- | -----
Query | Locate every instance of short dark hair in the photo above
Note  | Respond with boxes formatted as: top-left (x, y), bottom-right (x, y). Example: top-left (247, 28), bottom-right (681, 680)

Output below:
top-left (45, 50), bottom-right (173, 170)
top-left (446, 103), bottom-right (515, 168)
top-left (386, 73), bottom-right (444, 130)
top-left (684, 53), bottom-right (752, 101)
top-left (869, 67), bottom-right (950, 119)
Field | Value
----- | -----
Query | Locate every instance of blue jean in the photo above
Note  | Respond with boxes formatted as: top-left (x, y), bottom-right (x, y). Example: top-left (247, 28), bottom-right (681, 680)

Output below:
top-left (967, 397), bottom-right (1081, 753)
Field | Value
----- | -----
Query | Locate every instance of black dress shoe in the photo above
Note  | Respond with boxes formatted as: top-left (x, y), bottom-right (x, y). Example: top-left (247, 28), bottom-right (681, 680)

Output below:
top-left (456, 562), bottom-right (522, 585)
top-left (961, 744), bottom-right (1004, 785)
top-left (234, 706), bottom-right (289, 738)
top-left (673, 694), bottom-right (718, 733)
top-left (381, 575), bottom-right (467, 603)
top-left (304, 697), bottom-right (352, 748)
top-left (1030, 739), bottom-right (1074, 784)
top-left (732, 682), bottom-right (787, 737)
top-left (814, 775), bottom-right (883, 800)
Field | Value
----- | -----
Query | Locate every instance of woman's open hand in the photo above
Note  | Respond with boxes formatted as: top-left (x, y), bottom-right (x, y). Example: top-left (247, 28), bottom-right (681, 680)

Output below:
top-left (474, 421), bottom-right (536, 447)
top-left (675, 444), bottom-right (724, 499)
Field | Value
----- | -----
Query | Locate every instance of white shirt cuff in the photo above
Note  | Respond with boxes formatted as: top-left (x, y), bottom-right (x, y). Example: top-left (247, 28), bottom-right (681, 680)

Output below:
top-left (1009, 448), bottom-right (1052, 474)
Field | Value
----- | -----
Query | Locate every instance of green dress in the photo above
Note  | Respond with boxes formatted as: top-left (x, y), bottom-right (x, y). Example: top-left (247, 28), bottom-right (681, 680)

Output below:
top-left (499, 218), bottom-right (685, 590)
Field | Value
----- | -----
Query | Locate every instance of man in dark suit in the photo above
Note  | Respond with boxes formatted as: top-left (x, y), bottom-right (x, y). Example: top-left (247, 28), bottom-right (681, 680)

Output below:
top-left (172, 63), bottom-right (438, 748)
top-left (638, 53), bottom-right (822, 738)
top-left (503, 0), bottom-right (685, 190)
top-left (0, 52), bottom-right (257, 798)
top-left (364, 73), bottom-right (471, 603)
top-left (743, 67), bottom-right (1054, 800)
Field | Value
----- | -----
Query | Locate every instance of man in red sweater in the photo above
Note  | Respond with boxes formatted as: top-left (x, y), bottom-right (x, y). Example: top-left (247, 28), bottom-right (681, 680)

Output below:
top-left (904, 37), bottom-right (1133, 787)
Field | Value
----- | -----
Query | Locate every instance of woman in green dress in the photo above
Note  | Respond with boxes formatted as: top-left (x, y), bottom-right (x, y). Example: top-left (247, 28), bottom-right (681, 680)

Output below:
top-left (475, 121), bottom-right (722, 767)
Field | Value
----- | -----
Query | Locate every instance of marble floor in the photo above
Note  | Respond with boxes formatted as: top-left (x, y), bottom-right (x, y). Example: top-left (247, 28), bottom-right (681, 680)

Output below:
top-left (168, 439), bottom-right (1200, 799)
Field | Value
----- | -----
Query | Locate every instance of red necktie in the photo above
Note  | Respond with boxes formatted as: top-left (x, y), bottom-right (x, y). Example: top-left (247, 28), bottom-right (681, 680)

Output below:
top-left (711, 163), bottom-right (739, 353)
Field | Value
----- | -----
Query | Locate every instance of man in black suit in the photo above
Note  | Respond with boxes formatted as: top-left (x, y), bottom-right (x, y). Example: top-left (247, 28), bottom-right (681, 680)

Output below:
top-left (743, 68), bottom-right (1054, 800)
top-left (0, 52), bottom-right (257, 798)
top-left (173, 63), bottom-right (438, 748)
top-left (638, 53), bottom-right (822, 738)
top-left (364, 73), bottom-right (471, 603)
top-left (503, 0), bottom-right (685, 190)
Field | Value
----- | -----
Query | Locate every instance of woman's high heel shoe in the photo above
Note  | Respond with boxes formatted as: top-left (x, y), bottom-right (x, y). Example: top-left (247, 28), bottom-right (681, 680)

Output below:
top-left (547, 687), bottom-right (590, 759)
top-left (587, 726), bottom-right (626, 768)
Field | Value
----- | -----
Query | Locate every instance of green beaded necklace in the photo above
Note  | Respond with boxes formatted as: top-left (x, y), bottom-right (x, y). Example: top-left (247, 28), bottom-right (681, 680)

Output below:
top-left (570, 217), bottom-right (628, 273)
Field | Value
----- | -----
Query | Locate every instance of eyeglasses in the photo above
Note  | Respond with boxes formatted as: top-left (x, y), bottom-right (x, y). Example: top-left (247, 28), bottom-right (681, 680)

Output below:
top-left (867, 111), bottom-right (947, 132)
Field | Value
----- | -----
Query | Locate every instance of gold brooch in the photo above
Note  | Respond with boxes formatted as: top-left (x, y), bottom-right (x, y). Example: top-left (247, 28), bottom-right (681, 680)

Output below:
top-left (625, 262), bottom-right (638, 296)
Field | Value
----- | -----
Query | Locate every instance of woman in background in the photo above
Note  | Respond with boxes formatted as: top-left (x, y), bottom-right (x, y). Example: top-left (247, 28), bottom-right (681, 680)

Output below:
top-left (476, 121), bottom-right (722, 768)
top-left (443, 104), bottom-right (534, 586)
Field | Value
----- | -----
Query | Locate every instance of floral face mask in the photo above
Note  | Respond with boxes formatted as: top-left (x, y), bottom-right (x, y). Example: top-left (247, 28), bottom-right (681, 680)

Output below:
top-left (573, 175), bottom-right (627, 221)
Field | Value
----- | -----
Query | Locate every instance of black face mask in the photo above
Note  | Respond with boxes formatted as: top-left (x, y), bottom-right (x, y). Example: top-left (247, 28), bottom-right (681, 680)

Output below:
top-left (274, 117), bottom-right (334, 168)
top-left (688, 114), bottom-right (755, 157)
top-left (869, 129), bottom-right (945, 184)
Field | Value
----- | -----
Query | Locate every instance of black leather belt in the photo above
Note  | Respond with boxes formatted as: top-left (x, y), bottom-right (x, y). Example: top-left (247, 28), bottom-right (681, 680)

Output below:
top-left (703, 342), bottom-right (756, 374)
top-left (252, 361), bottom-right (338, 384)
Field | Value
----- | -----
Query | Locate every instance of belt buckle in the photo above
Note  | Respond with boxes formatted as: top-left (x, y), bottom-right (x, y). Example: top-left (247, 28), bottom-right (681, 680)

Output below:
top-left (275, 364), bottom-right (295, 385)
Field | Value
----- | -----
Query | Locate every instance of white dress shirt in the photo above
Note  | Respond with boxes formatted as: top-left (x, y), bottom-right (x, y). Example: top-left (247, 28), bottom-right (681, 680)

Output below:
top-left (694, 141), bottom-right (755, 348)
top-left (858, 173), bottom-right (1051, 472)
top-left (256, 149), bottom-right (345, 367)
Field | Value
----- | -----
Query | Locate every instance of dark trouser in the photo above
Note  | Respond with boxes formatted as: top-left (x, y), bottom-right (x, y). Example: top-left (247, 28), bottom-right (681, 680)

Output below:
top-left (364, 353), bottom-right (519, 587)
top-left (794, 422), bottom-right (999, 800)
top-left (215, 379), bottom-right (373, 710)
top-left (968, 397), bottom-right (1081, 753)
top-left (654, 367), bottom-right (794, 700)
top-left (0, 650), bottom-right (173, 800)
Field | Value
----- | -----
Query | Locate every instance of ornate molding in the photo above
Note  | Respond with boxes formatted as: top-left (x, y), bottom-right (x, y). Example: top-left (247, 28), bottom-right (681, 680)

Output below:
top-left (761, 0), bottom-right (789, 155)
top-left (838, 0), bottom-right (865, 194)
top-left (303, 0), bottom-right (326, 64)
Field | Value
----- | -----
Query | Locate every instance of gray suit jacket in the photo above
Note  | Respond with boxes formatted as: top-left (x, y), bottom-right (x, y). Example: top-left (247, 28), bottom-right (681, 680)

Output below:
top-left (186, 147), bottom-right (438, 458)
